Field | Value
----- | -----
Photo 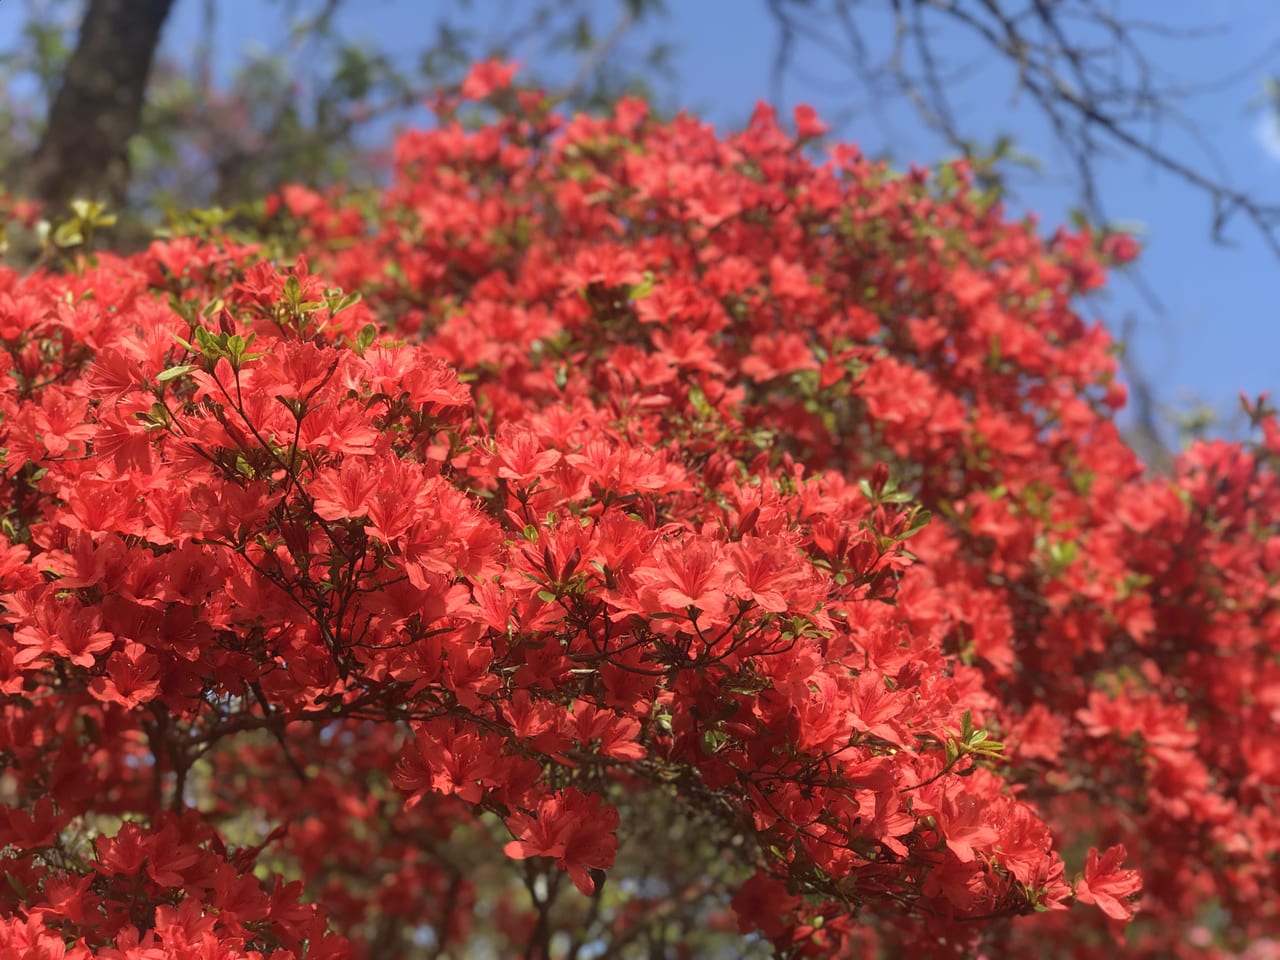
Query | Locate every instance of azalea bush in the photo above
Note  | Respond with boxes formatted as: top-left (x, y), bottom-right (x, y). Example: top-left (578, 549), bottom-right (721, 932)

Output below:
top-left (0, 62), bottom-right (1277, 959)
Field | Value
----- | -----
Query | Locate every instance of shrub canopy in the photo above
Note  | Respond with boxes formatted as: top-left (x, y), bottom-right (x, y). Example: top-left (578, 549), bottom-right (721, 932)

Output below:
top-left (0, 64), bottom-right (1276, 959)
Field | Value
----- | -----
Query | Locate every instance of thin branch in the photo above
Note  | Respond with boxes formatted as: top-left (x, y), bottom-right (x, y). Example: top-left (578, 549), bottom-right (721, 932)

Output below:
top-left (761, 0), bottom-right (1280, 256)
top-left (557, 5), bottom-right (638, 105)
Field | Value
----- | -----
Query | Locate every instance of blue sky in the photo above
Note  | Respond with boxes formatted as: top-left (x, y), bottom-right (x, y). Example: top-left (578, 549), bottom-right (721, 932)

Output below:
top-left (4, 0), bottom-right (1277, 434)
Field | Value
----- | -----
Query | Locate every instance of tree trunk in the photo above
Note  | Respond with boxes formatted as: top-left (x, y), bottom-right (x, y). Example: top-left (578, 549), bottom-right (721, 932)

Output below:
top-left (28, 0), bottom-right (176, 214)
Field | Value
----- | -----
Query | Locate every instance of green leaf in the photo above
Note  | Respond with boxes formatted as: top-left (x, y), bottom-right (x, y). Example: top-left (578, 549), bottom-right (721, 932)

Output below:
top-left (51, 221), bottom-right (84, 248)
top-left (5, 871), bottom-right (27, 899)
top-left (331, 290), bottom-right (364, 316)
top-left (629, 272), bottom-right (656, 300)
top-left (898, 508), bottom-right (932, 541)
top-left (193, 326), bottom-right (229, 361)
top-left (156, 364), bottom-right (196, 383)
top-left (283, 275), bottom-right (303, 307)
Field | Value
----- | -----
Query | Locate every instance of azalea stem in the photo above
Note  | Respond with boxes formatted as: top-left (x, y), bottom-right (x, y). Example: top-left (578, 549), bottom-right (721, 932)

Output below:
top-left (249, 681), bottom-right (309, 784)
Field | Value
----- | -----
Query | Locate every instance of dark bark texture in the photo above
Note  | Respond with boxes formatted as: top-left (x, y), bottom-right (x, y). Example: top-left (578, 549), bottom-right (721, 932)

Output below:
top-left (28, 0), bottom-right (176, 213)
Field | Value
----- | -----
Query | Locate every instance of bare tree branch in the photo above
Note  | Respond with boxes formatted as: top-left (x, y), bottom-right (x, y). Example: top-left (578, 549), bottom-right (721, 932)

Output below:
top-left (763, 0), bottom-right (1280, 257)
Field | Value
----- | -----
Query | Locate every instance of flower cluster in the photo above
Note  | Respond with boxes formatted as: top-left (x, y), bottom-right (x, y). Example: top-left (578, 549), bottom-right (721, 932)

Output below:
top-left (0, 61), bottom-right (1274, 958)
